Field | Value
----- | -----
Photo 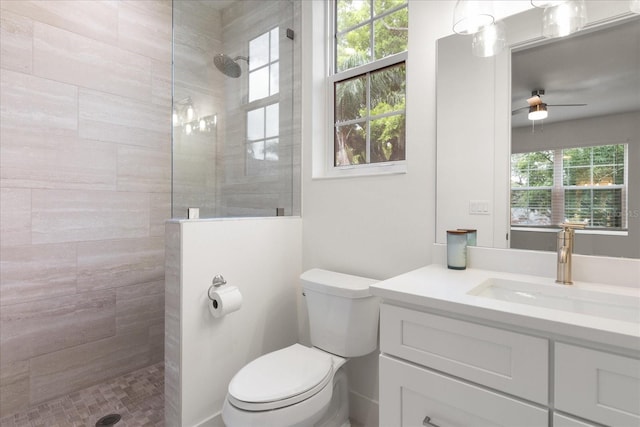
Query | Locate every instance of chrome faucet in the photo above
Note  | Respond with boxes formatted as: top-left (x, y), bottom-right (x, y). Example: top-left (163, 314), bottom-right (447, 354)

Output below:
top-left (556, 223), bottom-right (584, 285)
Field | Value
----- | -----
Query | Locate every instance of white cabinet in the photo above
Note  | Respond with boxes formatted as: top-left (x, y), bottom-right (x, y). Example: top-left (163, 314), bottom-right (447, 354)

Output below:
top-left (555, 343), bottom-right (640, 426)
top-left (379, 355), bottom-right (548, 427)
top-left (379, 303), bottom-right (640, 427)
top-left (380, 304), bottom-right (548, 404)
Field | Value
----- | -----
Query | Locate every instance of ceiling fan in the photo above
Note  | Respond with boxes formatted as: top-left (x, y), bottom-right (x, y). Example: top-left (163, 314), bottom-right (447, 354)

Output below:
top-left (512, 89), bottom-right (587, 120)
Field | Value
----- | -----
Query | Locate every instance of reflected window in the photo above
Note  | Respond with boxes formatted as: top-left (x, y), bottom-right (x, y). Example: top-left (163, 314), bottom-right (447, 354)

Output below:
top-left (249, 28), bottom-right (279, 103)
top-left (511, 144), bottom-right (627, 230)
top-left (246, 103), bottom-right (279, 175)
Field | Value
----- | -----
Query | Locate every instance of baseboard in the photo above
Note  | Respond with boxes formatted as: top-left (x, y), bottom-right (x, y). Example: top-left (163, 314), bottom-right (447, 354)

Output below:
top-left (349, 390), bottom-right (379, 427)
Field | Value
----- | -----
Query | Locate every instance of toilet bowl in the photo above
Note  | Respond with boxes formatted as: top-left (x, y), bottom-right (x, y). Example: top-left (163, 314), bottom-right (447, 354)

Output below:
top-left (222, 269), bottom-right (379, 427)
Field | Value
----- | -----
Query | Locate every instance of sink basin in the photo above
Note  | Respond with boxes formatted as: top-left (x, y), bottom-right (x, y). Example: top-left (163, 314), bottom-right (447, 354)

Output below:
top-left (468, 278), bottom-right (640, 323)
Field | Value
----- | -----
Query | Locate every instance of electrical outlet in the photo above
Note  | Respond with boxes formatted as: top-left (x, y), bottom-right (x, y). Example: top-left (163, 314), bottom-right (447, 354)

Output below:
top-left (469, 200), bottom-right (490, 215)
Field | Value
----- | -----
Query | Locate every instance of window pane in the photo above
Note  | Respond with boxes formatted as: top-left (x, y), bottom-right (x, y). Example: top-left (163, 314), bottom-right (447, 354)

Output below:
top-left (373, 7), bottom-right (408, 60)
top-left (249, 67), bottom-right (269, 102)
top-left (335, 122), bottom-right (366, 166)
top-left (337, 0), bottom-right (371, 32)
top-left (563, 147), bottom-right (590, 167)
top-left (564, 166), bottom-right (590, 186)
top-left (335, 75), bottom-right (366, 123)
top-left (511, 151), bottom-right (553, 187)
top-left (510, 189), bottom-right (552, 225)
top-left (265, 138), bottom-right (279, 161)
top-left (592, 189), bottom-right (622, 227)
top-left (270, 61), bottom-right (279, 96)
top-left (370, 113), bottom-right (405, 163)
top-left (374, 0), bottom-right (406, 16)
top-left (247, 108), bottom-right (264, 141)
top-left (249, 32), bottom-right (269, 71)
top-left (371, 63), bottom-right (405, 112)
top-left (247, 141), bottom-right (264, 160)
top-left (336, 24), bottom-right (371, 72)
top-left (270, 28), bottom-right (279, 61)
top-left (266, 104), bottom-right (279, 138)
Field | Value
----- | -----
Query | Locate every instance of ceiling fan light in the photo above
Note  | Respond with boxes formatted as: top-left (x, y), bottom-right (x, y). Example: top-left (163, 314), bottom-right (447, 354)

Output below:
top-left (453, 0), bottom-right (495, 35)
top-left (528, 103), bottom-right (549, 121)
top-left (542, 0), bottom-right (587, 38)
top-left (472, 21), bottom-right (506, 57)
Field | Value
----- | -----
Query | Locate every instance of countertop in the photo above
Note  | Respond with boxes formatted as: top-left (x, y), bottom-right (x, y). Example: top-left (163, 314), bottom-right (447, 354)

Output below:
top-left (370, 264), bottom-right (640, 353)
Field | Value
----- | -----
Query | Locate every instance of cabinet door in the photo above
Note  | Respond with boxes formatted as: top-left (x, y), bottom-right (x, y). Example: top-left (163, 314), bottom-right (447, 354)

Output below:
top-left (380, 303), bottom-right (548, 404)
top-left (555, 343), bottom-right (640, 427)
top-left (379, 355), bottom-right (548, 427)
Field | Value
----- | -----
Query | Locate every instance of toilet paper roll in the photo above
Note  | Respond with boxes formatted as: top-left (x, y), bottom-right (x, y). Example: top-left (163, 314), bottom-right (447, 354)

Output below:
top-left (208, 285), bottom-right (242, 318)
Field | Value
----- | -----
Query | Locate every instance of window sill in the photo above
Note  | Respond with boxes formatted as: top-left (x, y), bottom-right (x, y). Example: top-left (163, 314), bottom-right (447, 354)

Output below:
top-left (511, 227), bottom-right (628, 237)
top-left (313, 161), bottom-right (407, 180)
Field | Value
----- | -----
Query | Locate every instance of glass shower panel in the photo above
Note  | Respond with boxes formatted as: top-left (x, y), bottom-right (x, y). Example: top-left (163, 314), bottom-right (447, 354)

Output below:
top-left (172, 0), bottom-right (300, 218)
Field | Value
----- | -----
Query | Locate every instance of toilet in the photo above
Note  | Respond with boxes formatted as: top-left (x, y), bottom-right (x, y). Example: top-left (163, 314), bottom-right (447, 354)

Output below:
top-left (222, 268), bottom-right (379, 427)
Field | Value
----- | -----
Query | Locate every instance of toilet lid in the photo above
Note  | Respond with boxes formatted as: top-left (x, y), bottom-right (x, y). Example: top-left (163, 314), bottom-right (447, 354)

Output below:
top-left (228, 344), bottom-right (333, 410)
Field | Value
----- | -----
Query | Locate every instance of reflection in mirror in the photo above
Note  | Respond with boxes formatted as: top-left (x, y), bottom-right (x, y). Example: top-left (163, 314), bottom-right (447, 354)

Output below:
top-left (510, 16), bottom-right (639, 258)
top-left (436, 3), bottom-right (639, 258)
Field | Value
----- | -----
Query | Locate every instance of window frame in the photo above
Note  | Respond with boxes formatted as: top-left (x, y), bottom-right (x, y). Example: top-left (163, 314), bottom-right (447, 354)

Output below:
top-left (325, 0), bottom-right (408, 178)
top-left (510, 144), bottom-right (628, 233)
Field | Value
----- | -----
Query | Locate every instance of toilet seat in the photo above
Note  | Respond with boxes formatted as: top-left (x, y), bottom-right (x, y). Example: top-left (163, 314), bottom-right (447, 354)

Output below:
top-left (228, 344), bottom-right (334, 411)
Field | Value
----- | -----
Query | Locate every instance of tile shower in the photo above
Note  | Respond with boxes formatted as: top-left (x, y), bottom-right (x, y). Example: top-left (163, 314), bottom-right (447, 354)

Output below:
top-left (0, 0), bottom-right (300, 424)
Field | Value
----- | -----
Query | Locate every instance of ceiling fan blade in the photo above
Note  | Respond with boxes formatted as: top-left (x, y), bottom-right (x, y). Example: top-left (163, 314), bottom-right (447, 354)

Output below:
top-left (511, 107), bottom-right (528, 115)
top-left (547, 103), bottom-right (588, 107)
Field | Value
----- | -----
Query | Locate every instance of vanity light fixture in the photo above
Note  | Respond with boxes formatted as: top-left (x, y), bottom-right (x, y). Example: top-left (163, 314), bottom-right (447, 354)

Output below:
top-left (452, 0), bottom-right (495, 35)
top-left (472, 21), bottom-right (506, 57)
top-left (173, 96), bottom-right (217, 135)
top-left (539, 0), bottom-right (587, 38)
top-left (528, 103), bottom-right (548, 121)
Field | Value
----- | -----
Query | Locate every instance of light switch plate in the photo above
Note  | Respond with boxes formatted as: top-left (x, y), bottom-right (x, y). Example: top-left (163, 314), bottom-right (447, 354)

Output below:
top-left (469, 200), bottom-right (490, 215)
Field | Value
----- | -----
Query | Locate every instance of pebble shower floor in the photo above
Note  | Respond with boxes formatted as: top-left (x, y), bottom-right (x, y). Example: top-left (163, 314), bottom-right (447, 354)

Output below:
top-left (0, 363), bottom-right (164, 427)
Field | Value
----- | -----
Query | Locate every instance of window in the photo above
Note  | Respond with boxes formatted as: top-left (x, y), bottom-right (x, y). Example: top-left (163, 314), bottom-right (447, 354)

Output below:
top-left (511, 144), bottom-right (627, 230)
top-left (330, 0), bottom-right (408, 169)
top-left (246, 27), bottom-right (280, 175)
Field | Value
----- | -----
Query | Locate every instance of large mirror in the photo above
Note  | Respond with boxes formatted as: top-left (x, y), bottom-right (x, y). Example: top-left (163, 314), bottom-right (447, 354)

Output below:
top-left (436, 2), bottom-right (639, 258)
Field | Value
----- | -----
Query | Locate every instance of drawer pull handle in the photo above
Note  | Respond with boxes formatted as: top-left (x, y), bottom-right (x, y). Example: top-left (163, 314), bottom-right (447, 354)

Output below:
top-left (423, 416), bottom-right (440, 427)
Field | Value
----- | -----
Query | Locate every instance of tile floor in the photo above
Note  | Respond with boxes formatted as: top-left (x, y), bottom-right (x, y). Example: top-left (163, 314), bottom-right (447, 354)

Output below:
top-left (0, 363), bottom-right (164, 427)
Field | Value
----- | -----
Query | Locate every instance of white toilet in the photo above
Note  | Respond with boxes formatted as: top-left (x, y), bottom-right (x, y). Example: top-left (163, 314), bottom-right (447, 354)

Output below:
top-left (222, 268), bottom-right (379, 427)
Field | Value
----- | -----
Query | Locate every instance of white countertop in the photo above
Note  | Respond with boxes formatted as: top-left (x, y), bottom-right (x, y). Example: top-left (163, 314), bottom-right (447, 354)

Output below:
top-left (370, 264), bottom-right (640, 353)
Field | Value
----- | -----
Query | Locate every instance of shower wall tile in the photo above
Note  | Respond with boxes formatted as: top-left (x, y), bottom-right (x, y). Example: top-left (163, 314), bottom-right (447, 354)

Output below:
top-left (0, 137), bottom-right (117, 191)
top-left (31, 189), bottom-right (150, 244)
top-left (0, 243), bottom-right (77, 306)
top-left (117, 0), bottom-right (172, 62)
top-left (0, 0), bottom-right (118, 44)
top-left (0, 290), bottom-right (116, 364)
top-left (33, 22), bottom-right (151, 102)
top-left (0, 188), bottom-right (31, 247)
top-left (117, 146), bottom-right (171, 193)
top-left (149, 322), bottom-right (165, 364)
top-left (0, 69), bottom-right (78, 137)
top-left (116, 280), bottom-right (164, 334)
top-left (0, 10), bottom-right (33, 73)
top-left (151, 59), bottom-right (172, 107)
top-left (79, 89), bottom-right (169, 151)
top-left (0, 360), bottom-right (29, 418)
top-left (29, 329), bottom-right (151, 405)
top-left (76, 237), bottom-right (165, 292)
top-left (149, 192), bottom-right (171, 237)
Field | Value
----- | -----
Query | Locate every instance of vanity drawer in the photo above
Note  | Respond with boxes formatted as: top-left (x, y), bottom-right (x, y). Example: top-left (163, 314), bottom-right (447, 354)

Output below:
top-left (380, 303), bottom-right (548, 404)
top-left (555, 343), bottom-right (640, 426)
top-left (379, 354), bottom-right (548, 427)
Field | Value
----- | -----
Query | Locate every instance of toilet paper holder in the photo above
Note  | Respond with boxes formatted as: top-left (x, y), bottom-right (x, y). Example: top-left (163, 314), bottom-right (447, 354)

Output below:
top-left (208, 274), bottom-right (227, 300)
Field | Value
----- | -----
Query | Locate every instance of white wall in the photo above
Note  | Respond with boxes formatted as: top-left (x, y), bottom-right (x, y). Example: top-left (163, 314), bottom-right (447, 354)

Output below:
top-left (301, 1), bottom-right (537, 424)
top-left (165, 217), bottom-right (301, 426)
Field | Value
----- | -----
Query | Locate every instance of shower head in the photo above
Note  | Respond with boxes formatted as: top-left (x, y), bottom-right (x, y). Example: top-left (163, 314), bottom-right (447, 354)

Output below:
top-left (214, 54), bottom-right (249, 78)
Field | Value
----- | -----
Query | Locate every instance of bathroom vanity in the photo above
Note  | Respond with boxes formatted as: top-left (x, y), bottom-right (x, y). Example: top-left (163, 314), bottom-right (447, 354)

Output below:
top-left (370, 264), bottom-right (640, 427)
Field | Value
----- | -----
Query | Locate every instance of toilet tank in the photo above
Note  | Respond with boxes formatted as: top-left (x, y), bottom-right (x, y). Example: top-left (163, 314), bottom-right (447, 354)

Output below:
top-left (301, 269), bottom-right (380, 357)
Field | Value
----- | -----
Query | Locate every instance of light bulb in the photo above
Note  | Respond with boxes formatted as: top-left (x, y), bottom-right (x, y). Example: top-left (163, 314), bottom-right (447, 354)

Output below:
top-left (199, 118), bottom-right (206, 132)
top-left (472, 21), bottom-right (506, 57)
top-left (185, 123), bottom-right (192, 135)
top-left (542, 0), bottom-right (587, 38)
top-left (172, 110), bottom-right (179, 126)
top-left (186, 105), bottom-right (194, 121)
top-left (453, 0), bottom-right (495, 35)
